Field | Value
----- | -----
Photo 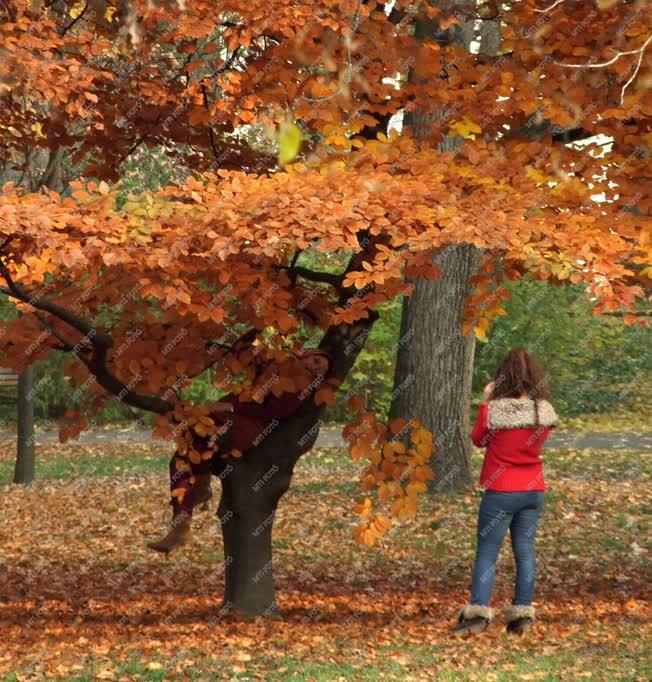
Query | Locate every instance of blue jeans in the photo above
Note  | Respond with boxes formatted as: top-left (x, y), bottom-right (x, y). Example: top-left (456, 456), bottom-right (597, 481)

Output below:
top-left (470, 489), bottom-right (544, 606)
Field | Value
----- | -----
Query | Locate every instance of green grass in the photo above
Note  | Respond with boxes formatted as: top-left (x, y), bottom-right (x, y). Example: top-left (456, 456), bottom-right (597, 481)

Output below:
top-left (2, 442), bottom-right (646, 487)
top-left (6, 639), bottom-right (648, 682)
top-left (1, 427), bottom-right (648, 489)
top-left (0, 443), bottom-right (360, 486)
top-left (0, 447), bottom-right (169, 484)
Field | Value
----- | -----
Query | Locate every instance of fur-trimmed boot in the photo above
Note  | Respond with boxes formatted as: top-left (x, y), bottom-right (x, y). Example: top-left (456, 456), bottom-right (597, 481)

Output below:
top-left (147, 511), bottom-right (191, 554)
top-left (505, 604), bottom-right (535, 634)
top-left (450, 604), bottom-right (494, 634)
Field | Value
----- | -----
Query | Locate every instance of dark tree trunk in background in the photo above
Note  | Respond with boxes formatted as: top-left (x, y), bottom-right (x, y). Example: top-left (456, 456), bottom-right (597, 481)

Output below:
top-left (14, 366), bottom-right (35, 484)
top-left (3, 145), bottom-right (65, 485)
top-left (389, 8), bottom-right (500, 492)
top-left (3, 145), bottom-right (68, 485)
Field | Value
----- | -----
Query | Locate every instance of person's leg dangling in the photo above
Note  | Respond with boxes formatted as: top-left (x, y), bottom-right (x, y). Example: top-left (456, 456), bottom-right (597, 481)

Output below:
top-left (147, 451), bottom-right (195, 554)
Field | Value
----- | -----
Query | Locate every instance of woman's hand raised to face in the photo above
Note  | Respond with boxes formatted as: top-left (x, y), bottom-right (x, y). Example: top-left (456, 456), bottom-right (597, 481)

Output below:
top-left (482, 382), bottom-right (495, 403)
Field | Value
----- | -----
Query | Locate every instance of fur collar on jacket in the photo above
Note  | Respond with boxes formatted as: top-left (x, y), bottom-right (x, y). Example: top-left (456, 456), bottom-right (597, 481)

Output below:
top-left (487, 398), bottom-right (559, 430)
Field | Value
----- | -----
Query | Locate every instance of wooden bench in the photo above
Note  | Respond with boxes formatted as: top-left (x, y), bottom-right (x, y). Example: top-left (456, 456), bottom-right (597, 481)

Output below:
top-left (0, 368), bottom-right (19, 402)
top-left (0, 367), bottom-right (18, 389)
top-left (0, 368), bottom-right (18, 384)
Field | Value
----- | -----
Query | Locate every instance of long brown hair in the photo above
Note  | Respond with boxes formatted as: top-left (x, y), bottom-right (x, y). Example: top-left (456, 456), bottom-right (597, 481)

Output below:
top-left (490, 346), bottom-right (549, 402)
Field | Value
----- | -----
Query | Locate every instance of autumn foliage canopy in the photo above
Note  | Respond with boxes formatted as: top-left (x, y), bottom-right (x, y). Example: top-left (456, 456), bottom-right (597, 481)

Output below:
top-left (0, 0), bottom-right (649, 543)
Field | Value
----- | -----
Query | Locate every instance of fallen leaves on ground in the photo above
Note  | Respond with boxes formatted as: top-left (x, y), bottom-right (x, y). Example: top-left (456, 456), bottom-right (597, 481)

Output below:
top-left (0, 443), bottom-right (649, 680)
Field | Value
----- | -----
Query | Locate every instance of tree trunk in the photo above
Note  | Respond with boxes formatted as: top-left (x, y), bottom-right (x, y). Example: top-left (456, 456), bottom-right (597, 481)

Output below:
top-left (389, 8), bottom-right (499, 492)
top-left (209, 311), bottom-right (376, 615)
top-left (390, 243), bottom-right (478, 491)
top-left (14, 366), bottom-right (35, 484)
top-left (217, 453), bottom-right (296, 616)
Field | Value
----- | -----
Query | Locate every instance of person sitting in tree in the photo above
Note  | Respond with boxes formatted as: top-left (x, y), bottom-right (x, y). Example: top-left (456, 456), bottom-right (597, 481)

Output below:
top-left (147, 348), bottom-right (332, 554)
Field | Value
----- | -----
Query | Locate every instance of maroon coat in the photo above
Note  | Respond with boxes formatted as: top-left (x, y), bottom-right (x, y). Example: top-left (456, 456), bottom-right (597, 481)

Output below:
top-left (209, 392), bottom-right (308, 452)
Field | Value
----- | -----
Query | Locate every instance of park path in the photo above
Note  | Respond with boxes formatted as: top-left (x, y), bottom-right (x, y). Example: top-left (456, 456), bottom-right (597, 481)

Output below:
top-left (0, 425), bottom-right (650, 450)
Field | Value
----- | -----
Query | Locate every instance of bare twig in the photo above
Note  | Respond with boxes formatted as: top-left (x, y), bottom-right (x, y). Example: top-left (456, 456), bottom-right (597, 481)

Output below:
top-left (534, 0), bottom-right (565, 12)
top-left (553, 34), bottom-right (652, 104)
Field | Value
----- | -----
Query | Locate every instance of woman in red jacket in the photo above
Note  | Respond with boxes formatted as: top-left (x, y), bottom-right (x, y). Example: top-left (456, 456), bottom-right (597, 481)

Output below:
top-left (147, 349), bottom-right (331, 554)
top-left (452, 347), bottom-right (559, 635)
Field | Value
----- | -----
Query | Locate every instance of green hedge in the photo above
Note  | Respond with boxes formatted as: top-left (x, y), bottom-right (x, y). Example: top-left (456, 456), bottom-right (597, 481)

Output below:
top-left (325, 277), bottom-right (650, 421)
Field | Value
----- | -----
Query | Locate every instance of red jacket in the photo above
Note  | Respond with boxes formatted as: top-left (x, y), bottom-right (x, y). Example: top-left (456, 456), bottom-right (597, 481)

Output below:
top-left (471, 398), bottom-right (559, 491)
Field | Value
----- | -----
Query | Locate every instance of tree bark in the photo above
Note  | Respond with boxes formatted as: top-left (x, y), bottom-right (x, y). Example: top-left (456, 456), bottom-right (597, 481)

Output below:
top-left (216, 452), bottom-right (297, 616)
top-left (14, 366), bottom-right (35, 484)
top-left (390, 244), bottom-right (478, 491)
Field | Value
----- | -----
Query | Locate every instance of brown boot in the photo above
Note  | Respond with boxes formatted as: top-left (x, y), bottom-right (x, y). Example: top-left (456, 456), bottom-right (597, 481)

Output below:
top-left (193, 473), bottom-right (212, 509)
top-left (147, 512), bottom-right (191, 554)
top-left (505, 604), bottom-right (535, 634)
top-left (450, 604), bottom-right (494, 634)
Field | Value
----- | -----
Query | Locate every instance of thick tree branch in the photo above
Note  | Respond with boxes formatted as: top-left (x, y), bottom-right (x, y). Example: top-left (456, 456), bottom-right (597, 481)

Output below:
top-left (85, 342), bottom-right (173, 413)
top-left (32, 311), bottom-right (78, 353)
top-left (193, 326), bottom-right (261, 383)
top-left (275, 264), bottom-right (344, 288)
top-left (0, 258), bottom-right (113, 347)
top-left (0, 265), bottom-right (173, 414)
top-left (205, 326), bottom-right (258, 355)
top-left (287, 249), bottom-right (303, 286)
top-left (316, 235), bottom-right (380, 383)
top-left (58, 2), bottom-right (88, 36)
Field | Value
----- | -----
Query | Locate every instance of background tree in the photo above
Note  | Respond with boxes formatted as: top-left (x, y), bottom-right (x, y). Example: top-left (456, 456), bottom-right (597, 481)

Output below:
top-left (11, 366), bottom-right (35, 484)
top-left (389, 5), bottom-right (497, 493)
top-left (0, 0), bottom-right (649, 615)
